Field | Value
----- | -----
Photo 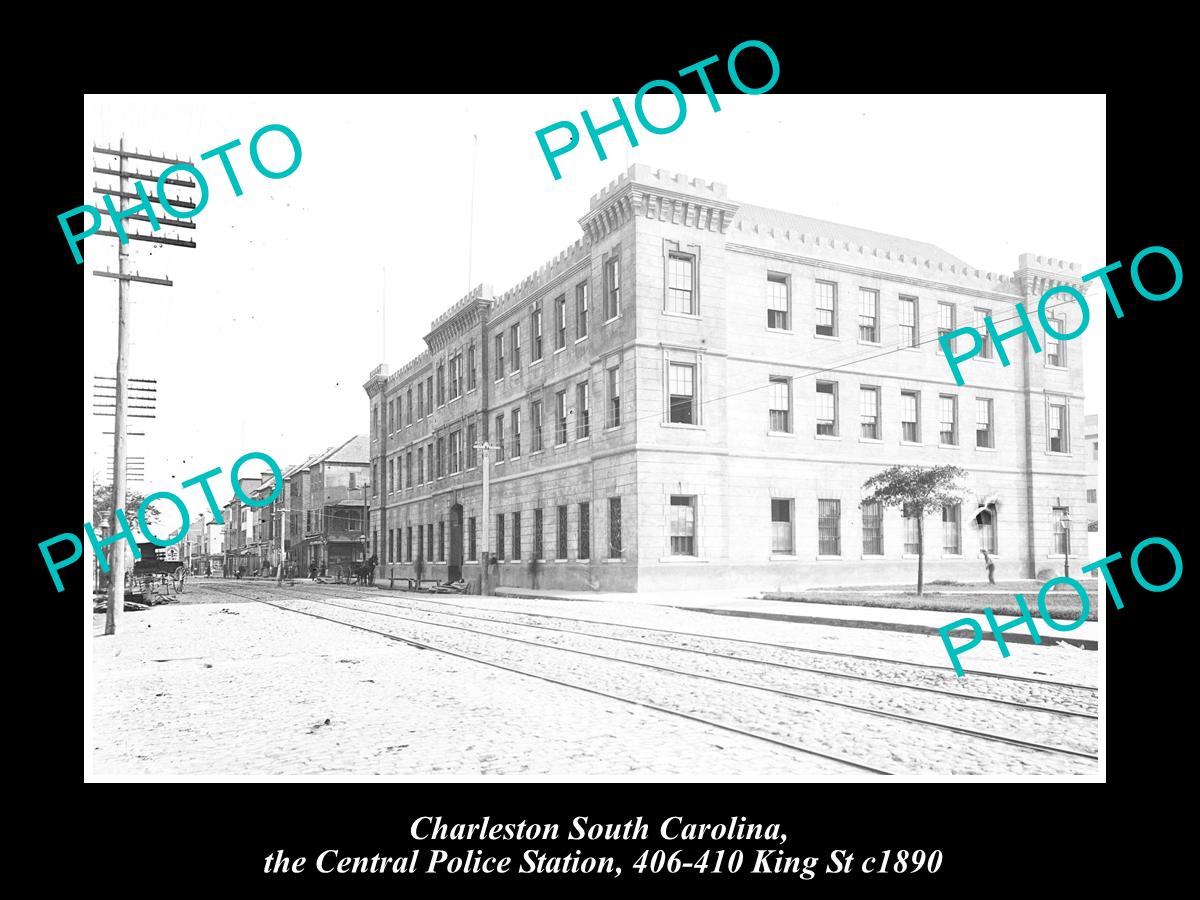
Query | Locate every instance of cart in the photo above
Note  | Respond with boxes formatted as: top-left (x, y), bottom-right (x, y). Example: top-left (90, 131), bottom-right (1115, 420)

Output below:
top-left (125, 541), bottom-right (186, 603)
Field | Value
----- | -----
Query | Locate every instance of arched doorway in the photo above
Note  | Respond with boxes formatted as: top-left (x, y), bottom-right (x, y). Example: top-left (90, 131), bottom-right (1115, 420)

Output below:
top-left (449, 503), bottom-right (464, 582)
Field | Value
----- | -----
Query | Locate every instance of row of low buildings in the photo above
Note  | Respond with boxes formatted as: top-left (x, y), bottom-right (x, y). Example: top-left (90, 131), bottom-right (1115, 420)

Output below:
top-left (213, 435), bottom-right (370, 577)
top-left (362, 163), bottom-right (1094, 593)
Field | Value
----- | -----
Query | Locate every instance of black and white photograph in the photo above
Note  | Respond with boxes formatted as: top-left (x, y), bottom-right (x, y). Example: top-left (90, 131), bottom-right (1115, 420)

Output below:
top-left (74, 90), bottom-right (1114, 783)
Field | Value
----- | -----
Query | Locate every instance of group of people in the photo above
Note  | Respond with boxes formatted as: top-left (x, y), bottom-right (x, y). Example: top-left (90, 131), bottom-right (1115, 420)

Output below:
top-left (308, 560), bottom-right (329, 580)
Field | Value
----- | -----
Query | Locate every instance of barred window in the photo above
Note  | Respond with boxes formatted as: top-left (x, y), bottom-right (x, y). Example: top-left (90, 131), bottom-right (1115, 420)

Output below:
top-left (534, 508), bottom-right (544, 560)
top-left (769, 377), bottom-right (791, 433)
top-left (770, 498), bottom-right (793, 554)
top-left (578, 501), bottom-right (591, 560)
top-left (860, 386), bottom-right (880, 440)
top-left (858, 288), bottom-right (879, 342)
top-left (467, 517), bottom-right (476, 561)
top-left (815, 280), bottom-right (837, 336)
top-left (939, 394), bottom-right (958, 445)
top-left (899, 296), bottom-right (919, 348)
top-left (512, 511), bottom-right (521, 560)
top-left (901, 390), bottom-right (920, 443)
top-left (438, 521), bottom-right (444, 561)
top-left (556, 504), bottom-right (568, 560)
top-left (976, 398), bottom-right (994, 448)
top-left (669, 496), bottom-right (696, 556)
top-left (767, 274), bottom-right (789, 330)
top-left (818, 499), bottom-right (841, 556)
top-left (668, 362), bottom-right (695, 424)
top-left (862, 500), bottom-right (883, 555)
top-left (943, 503), bottom-right (961, 554)
top-left (496, 514), bottom-right (505, 561)
top-left (608, 497), bottom-right (622, 558)
top-left (667, 252), bottom-right (695, 314)
top-left (816, 381), bottom-right (837, 435)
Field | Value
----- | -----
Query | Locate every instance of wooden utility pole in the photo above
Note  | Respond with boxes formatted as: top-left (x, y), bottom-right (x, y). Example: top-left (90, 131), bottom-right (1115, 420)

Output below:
top-left (276, 505), bottom-right (287, 585)
top-left (92, 138), bottom-right (198, 634)
top-left (474, 440), bottom-right (494, 595)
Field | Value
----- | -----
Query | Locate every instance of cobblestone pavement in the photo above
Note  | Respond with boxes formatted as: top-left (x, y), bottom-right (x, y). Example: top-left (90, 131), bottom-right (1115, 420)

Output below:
top-left (90, 581), bottom-right (1099, 778)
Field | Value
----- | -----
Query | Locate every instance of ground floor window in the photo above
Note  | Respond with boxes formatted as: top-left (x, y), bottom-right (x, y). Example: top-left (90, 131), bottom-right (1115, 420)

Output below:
top-left (818, 500), bottom-right (840, 556)
top-left (943, 503), bottom-right (961, 554)
top-left (608, 498), bottom-right (622, 558)
top-left (771, 498), bottom-right (793, 554)
top-left (861, 500), bottom-right (883, 555)
top-left (496, 514), bottom-right (505, 561)
top-left (579, 502), bottom-right (590, 560)
top-left (557, 505), bottom-right (568, 560)
top-left (1052, 506), bottom-right (1070, 555)
top-left (512, 511), bottom-right (522, 561)
top-left (669, 495), bottom-right (696, 556)
top-left (978, 508), bottom-right (997, 553)
top-left (534, 508), bottom-right (544, 559)
top-left (902, 503), bottom-right (920, 554)
top-left (468, 517), bottom-right (476, 561)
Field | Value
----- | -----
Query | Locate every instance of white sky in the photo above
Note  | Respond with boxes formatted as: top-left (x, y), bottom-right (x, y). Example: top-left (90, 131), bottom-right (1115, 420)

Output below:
top-left (83, 94), bottom-right (1105, 532)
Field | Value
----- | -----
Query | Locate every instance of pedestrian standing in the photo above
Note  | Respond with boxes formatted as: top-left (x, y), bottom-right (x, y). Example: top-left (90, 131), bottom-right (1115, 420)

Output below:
top-left (982, 549), bottom-right (996, 584)
top-left (320, 561), bottom-right (327, 578)
top-left (310, 561), bottom-right (319, 580)
top-left (368, 554), bottom-right (378, 586)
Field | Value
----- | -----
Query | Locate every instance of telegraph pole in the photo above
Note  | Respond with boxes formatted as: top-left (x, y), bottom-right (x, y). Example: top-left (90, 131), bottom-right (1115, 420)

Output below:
top-left (276, 505), bottom-right (287, 586)
top-left (473, 440), bottom-right (494, 595)
top-left (92, 138), bottom-right (197, 634)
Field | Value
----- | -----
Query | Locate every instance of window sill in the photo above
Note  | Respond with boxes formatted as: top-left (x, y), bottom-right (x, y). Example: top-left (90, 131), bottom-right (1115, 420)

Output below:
top-left (765, 327), bottom-right (793, 335)
top-left (942, 554), bottom-right (964, 559)
top-left (657, 556), bottom-right (708, 563)
top-left (901, 554), bottom-right (920, 560)
top-left (575, 436), bottom-right (591, 443)
top-left (816, 555), bottom-right (843, 561)
top-left (603, 557), bottom-right (624, 563)
top-left (661, 422), bottom-right (705, 430)
top-left (531, 358), bottom-right (543, 367)
top-left (1045, 364), bottom-right (1069, 371)
top-left (531, 449), bottom-right (544, 457)
top-left (770, 554), bottom-right (797, 561)
top-left (900, 440), bottom-right (924, 447)
top-left (1045, 451), bottom-right (1073, 457)
top-left (604, 316), bottom-right (620, 325)
top-left (938, 443), bottom-right (960, 450)
top-left (899, 346), bottom-right (922, 352)
top-left (860, 554), bottom-right (886, 560)
top-left (814, 333), bottom-right (840, 342)
top-left (554, 442), bottom-right (568, 449)
top-left (554, 346), bottom-right (566, 355)
top-left (815, 433), bottom-right (841, 441)
top-left (975, 445), bottom-right (997, 452)
top-left (977, 355), bottom-right (996, 363)
top-left (858, 436), bottom-right (883, 444)
top-left (857, 339), bottom-right (882, 347)
top-left (575, 334), bottom-right (589, 345)
top-left (767, 431), bottom-right (794, 438)
top-left (662, 310), bottom-right (701, 320)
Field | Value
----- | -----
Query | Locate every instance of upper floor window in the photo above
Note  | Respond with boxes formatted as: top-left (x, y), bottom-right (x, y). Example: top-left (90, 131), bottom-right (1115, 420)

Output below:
top-left (860, 386), bottom-right (880, 439)
top-left (899, 296), bottom-right (919, 348)
top-left (858, 288), bottom-right (879, 342)
top-left (901, 390), bottom-right (920, 443)
top-left (510, 323), bottom-right (521, 373)
top-left (467, 344), bottom-right (476, 391)
top-left (815, 280), bottom-right (837, 336)
top-left (605, 256), bottom-right (620, 320)
top-left (436, 364), bottom-right (445, 406)
top-left (769, 376), bottom-right (791, 433)
top-left (532, 305), bottom-right (544, 362)
top-left (531, 399), bottom-right (544, 452)
top-left (1046, 317), bottom-right (1066, 367)
top-left (556, 295), bottom-right (567, 350)
top-left (494, 333), bottom-right (504, 381)
top-left (975, 308), bottom-right (994, 359)
top-left (767, 273), bottom-right (790, 330)
top-left (669, 495), bottom-right (696, 556)
top-left (1047, 396), bottom-right (1069, 453)
top-left (607, 364), bottom-right (621, 428)
top-left (417, 383), bottom-right (425, 419)
top-left (976, 398), bottom-right (994, 448)
top-left (576, 381), bottom-right (590, 439)
top-left (667, 251), bottom-right (696, 314)
top-left (939, 394), bottom-right (958, 446)
top-left (816, 381), bottom-right (837, 435)
top-left (494, 414), bottom-right (505, 461)
top-left (510, 408), bottom-right (522, 459)
top-left (406, 389), bottom-right (412, 426)
top-left (555, 390), bottom-right (568, 446)
top-left (938, 302), bottom-right (956, 352)
top-left (668, 362), bottom-right (695, 424)
top-left (449, 354), bottom-right (462, 400)
top-left (576, 282), bottom-right (589, 339)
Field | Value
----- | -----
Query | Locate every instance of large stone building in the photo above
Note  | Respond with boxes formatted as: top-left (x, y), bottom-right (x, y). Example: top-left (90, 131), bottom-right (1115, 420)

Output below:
top-left (365, 164), bottom-right (1088, 592)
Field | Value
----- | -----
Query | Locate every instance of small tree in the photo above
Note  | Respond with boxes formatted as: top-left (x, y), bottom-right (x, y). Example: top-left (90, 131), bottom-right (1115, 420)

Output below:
top-left (860, 464), bottom-right (967, 595)
top-left (93, 483), bottom-right (159, 530)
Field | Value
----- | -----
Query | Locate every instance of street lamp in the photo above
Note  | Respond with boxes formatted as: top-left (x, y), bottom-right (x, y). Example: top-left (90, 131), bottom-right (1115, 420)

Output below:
top-left (1056, 496), bottom-right (1072, 581)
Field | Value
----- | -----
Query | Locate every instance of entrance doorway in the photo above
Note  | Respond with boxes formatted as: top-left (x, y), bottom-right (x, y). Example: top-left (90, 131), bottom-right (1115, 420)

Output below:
top-left (449, 503), bottom-right (464, 582)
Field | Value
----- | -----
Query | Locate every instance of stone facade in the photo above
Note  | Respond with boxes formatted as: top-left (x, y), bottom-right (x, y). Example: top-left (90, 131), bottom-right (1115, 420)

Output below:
top-left (366, 164), bottom-right (1088, 591)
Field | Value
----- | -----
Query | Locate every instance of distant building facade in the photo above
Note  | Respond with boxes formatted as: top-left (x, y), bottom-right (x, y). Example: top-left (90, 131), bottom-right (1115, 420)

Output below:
top-left (365, 165), bottom-right (1089, 591)
top-left (1084, 414), bottom-right (1098, 531)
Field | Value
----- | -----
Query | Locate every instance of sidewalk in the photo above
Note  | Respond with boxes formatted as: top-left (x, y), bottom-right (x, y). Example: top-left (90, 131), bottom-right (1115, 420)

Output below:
top-left (492, 587), bottom-right (1100, 649)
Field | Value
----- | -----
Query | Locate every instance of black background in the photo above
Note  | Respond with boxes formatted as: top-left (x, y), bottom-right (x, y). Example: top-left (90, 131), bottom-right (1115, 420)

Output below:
top-left (25, 18), bottom-right (1183, 895)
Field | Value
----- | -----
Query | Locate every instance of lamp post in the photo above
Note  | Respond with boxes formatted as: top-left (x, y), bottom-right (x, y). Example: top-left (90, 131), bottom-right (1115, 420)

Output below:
top-left (1056, 497), bottom-right (1072, 581)
top-left (473, 441), bottom-right (495, 595)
